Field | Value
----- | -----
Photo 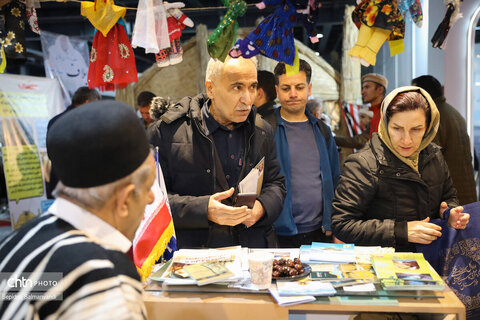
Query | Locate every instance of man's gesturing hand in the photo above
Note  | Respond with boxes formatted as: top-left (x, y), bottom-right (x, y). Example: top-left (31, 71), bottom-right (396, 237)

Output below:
top-left (207, 188), bottom-right (249, 226)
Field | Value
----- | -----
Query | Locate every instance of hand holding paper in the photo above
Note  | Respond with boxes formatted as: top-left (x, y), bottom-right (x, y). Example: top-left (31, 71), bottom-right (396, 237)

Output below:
top-left (235, 157), bottom-right (264, 209)
top-left (208, 188), bottom-right (249, 226)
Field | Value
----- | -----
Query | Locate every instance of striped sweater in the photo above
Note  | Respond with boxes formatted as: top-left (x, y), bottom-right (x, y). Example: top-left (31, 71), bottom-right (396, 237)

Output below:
top-left (0, 210), bottom-right (146, 319)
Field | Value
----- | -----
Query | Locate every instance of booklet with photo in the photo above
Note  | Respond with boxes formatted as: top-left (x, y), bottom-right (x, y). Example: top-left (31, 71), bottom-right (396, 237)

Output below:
top-left (309, 242), bottom-right (356, 263)
top-left (309, 263), bottom-right (377, 284)
top-left (372, 253), bottom-right (444, 291)
top-left (183, 261), bottom-right (235, 286)
top-left (235, 157), bottom-right (264, 208)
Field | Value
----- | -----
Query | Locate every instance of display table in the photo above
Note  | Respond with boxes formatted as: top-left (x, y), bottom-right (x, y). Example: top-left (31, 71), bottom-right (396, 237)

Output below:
top-left (143, 286), bottom-right (466, 320)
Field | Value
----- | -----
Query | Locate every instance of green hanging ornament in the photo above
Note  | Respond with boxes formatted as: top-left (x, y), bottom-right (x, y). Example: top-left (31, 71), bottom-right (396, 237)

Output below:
top-left (207, 0), bottom-right (247, 62)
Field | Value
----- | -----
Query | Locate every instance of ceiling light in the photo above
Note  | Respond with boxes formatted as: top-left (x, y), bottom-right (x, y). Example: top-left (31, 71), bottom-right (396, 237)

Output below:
top-left (316, 33), bottom-right (324, 38)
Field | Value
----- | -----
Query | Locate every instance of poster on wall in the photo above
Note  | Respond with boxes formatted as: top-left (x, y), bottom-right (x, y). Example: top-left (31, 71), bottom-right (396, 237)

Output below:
top-left (0, 74), bottom-right (63, 229)
top-left (40, 30), bottom-right (90, 107)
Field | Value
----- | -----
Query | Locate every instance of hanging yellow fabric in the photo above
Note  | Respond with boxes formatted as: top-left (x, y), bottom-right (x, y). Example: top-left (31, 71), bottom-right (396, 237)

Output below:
top-left (81, 0), bottom-right (126, 37)
top-left (0, 46), bottom-right (6, 73)
top-left (388, 39), bottom-right (405, 56)
top-left (285, 46), bottom-right (299, 76)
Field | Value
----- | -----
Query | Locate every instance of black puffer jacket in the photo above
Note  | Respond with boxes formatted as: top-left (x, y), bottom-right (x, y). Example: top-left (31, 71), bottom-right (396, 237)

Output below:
top-left (148, 93), bottom-right (286, 249)
top-left (332, 133), bottom-right (458, 252)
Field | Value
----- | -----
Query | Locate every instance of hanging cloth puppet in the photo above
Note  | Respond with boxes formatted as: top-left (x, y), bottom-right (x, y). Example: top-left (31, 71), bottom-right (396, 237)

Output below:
top-left (82, 0), bottom-right (137, 91)
top-left (294, 0), bottom-right (322, 43)
top-left (349, 0), bottom-right (423, 67)
top-left (131, 0), bottom-right (171, 54)
top-left (155, 2), bottom-right (194, 67)
top-left (0, 0), bottom-right (28, 66)
top-left (431, 0), bottom-right (462, 49)
top-left (229, 0), bottom-right (298, 65)
top-left (229, 0), bottom-right (322, 66)
top-left (207, 0), bottom-right (247, 62)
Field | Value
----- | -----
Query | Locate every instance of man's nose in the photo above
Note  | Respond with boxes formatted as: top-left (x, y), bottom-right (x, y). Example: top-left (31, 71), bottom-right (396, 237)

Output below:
top-left (241, 89), bottom-right (254, 106)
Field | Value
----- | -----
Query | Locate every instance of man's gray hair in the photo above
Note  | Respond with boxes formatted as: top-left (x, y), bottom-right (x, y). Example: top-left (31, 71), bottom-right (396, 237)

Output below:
top-left (306, 98), bottom-right (324, 115)
top-left (205, 56), bottom-right (258, 82)
top-left (54, 154), bottom-right (153, 210)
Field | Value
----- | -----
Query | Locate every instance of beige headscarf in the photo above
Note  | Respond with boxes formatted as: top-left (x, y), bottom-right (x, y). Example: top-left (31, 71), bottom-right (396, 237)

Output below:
top-left (378, 86), bottom-right (440, 172)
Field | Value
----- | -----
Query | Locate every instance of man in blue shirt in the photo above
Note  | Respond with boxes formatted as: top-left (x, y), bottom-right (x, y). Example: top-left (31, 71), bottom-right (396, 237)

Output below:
top-left (269, 59), bottom-right (340, 248)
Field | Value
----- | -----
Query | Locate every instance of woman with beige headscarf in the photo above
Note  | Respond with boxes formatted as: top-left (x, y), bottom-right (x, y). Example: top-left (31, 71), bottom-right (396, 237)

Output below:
top-left (332, 86), bottom-right (469, 252)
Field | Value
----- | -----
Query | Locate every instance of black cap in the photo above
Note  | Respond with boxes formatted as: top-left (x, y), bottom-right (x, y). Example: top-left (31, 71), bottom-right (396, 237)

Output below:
top-left (47, 100), bottom-right (150, 188)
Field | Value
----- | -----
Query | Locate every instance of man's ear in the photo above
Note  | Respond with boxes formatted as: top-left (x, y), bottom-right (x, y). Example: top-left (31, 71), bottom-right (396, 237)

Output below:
top-left (205, 80), bottom-right (214, 99)
top-left (308, 83), bottom-right (312, 97)
top-left (256, 88), bottom-right (264, 100)
top-left (275, 85), bottom-right (279, 99)
top-left (114, 184), bottom-right (136, 218)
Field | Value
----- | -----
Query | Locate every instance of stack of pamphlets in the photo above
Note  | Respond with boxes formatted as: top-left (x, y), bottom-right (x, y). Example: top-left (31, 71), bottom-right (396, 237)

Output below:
top-left (268, 285), bottom-right (316, 306)
top-left (158, 247), bottom-right (246, 285)
top-left (276, 278), bottom-right (336, 296)
top-left (372, 253), bottom-right (445, 291)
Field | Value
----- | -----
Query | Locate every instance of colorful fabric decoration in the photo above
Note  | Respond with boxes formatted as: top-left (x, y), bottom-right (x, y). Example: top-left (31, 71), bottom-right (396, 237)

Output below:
top-left (229, 0), bottom-right (298, 65)
top-left (432, 0), bottom-right (462, 49)
top-left (131, 0), bottom-right (171, 54)
top-left (155, 3), bottom-right (194, 67)
top-left (349, 0), bottom-right (423, 66)
top-left (87, 22), bottom-right (137, 91)
top-left (0, 0), bottom-right (27, 64)
top-left (81, 0), bottom-right (126, 37)
top-left (207, 0), bottom-right (247, 62)
top-left (0, 46), bottom-right (6, 73)
top-left (397, 0), bottom-right (423, 26)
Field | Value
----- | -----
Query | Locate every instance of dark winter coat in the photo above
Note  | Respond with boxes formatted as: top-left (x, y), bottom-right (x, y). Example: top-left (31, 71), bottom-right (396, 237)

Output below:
top-left (148, 93), bottom-right (286, 249)
top-left (332, 133), bottom-right (458, 252)
top-left (433, 96), bottom-right (477, 205)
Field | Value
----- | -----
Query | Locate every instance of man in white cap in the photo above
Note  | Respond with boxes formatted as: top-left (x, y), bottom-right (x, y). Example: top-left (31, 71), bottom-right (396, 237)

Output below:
top-left (361, 73), bottom-right (387, 136)
top-left (0, 101), bottom-right (155, 319)
top-left (335, 73), bottom-right (387, 150)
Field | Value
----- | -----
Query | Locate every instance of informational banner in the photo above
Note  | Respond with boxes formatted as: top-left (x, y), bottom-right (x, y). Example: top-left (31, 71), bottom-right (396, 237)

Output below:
top-left (40, 30), bottom-right (89, 106)
top-left (0, 74), bottom-right (63, 229)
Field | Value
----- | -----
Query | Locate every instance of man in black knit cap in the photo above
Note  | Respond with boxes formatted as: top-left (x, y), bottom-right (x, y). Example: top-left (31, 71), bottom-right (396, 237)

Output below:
top-left (0, 101), bottom-right (155, 319)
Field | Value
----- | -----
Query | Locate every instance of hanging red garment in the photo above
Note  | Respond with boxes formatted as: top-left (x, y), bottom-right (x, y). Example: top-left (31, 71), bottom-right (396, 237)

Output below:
top-left (87, 23), bottom-right (137, 91)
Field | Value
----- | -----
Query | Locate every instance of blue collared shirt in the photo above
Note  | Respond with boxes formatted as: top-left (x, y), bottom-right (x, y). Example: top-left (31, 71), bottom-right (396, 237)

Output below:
top-left (202, 103), bottom-right (249, 188)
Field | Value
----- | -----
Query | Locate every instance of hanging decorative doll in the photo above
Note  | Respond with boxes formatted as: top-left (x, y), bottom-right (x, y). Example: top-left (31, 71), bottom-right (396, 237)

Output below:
top-left (229, 0), bottom-right (298, 65)
top-left (155, 2), bottom-right (194, 67)
top-left (207, 0), bottom-right (247, 62)
top-left (229, 0), bottom-right (322, 65)
top-left (132, 0), bottom-right (172, 54)
top-left (0, 0), bottom-right (27, 65)
top-left (295, 0), bottom-right (322, 43)
top-left (82, 0), bottom-right (137, 91)
top-left (349, 0), bottom-right (423, 67)
top-left (431, 0), bottom-right (462, 49)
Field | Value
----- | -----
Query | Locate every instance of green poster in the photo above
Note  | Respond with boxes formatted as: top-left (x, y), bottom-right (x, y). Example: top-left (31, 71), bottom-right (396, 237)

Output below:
top-left (2, 145), bottom-right (44, 202)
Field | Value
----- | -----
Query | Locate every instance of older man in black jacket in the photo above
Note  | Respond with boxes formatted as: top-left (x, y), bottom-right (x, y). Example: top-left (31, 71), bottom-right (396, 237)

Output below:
top-left (149, 56), bottom-right (286, 248)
